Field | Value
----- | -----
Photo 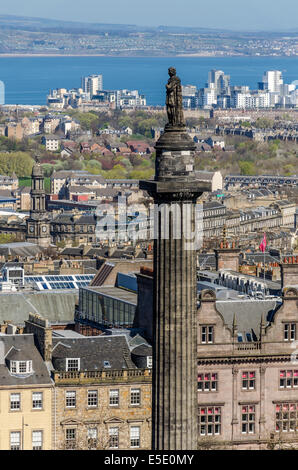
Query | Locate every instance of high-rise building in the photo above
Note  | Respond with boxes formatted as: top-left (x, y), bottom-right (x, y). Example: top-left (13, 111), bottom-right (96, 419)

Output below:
top-left (208, 70), bottom-right (230, 94)
top-left (197, 86), bottom-right (217, 108)
top-left (82, 75), bottom-right (103, 98)
top-left (182, 85), bottom-right (197, 96)
top-left (261, 71), bottom-right (283, 93)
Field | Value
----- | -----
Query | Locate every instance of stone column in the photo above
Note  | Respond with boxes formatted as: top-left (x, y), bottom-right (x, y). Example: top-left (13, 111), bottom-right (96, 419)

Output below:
top-left (141, 127), bottom-right (211, 450)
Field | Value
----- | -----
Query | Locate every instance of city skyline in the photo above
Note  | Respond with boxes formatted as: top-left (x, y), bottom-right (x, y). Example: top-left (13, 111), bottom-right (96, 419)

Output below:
top-left (0, 1), bottom-right (298, 32)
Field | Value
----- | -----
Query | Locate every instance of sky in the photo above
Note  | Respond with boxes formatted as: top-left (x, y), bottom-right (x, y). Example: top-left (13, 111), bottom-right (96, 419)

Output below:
top-left (0, 0), bottom-right (297, 32)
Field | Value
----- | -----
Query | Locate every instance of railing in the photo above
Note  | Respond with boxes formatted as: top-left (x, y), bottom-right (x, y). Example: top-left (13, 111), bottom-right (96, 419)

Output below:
top-left (236, 342), bottom-right (261, 351)
top-left (54, 368), bottom-right (152, 384)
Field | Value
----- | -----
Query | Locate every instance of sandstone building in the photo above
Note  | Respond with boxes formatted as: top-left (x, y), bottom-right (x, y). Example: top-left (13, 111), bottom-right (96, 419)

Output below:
top-left (0, 334), bottom-right (53, 450)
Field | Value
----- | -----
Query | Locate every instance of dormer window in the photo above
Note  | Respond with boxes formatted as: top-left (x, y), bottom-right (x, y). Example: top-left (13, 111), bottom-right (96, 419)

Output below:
top-left (103, 361), bottom-right (111, 369)
top-left (10, 360), bottom-right (32, 375)
top-left (66, 358), bottom-right (80, 372)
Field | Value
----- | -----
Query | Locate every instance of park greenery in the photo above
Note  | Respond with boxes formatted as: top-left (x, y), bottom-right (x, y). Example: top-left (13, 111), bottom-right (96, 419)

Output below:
top-left (0, 110), bottom-right (297, 183)
top-left (195, 136), bottom-right (298, 176)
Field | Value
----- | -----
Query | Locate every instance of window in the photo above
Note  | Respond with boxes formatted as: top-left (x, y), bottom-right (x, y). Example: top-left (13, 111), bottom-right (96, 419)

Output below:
top-left (198, 373), bottom-right (218, 392)
top-left (65, 428), bottom-right (76, 450)
top-left (199, 406), bottom-right (221, 436)
top-left (32, 392), bottom-right (43, 409)
top-left (10, 432), bottom-right (21, 450)
top-left (10, 393), bottom-right (21, 411)
top-left (32, 431), bottom-right (43, 450)
top-left (241, 405), bottom-right (256, 434)
top-left (242, 371), bottom-right (256, 390)
top-left (87, 428), bottom-right (97, 449)
top-left (65, 391), bottom-right (76, 408)
top-left (87, 390), bottom-right (98, 408)
top-left (66, 358), bottom-right (80, 372)
top-left (10, 360), bottom-right (32, 374)
top-left (19, 362), bottom-right (27, 373)
top-left (109, 389), bottom-right (119, 406)
top-left (147, 356), bottom-right (152, 369)
top-left (130, 388), bottom-right (141, 406)
top-left (280, 370), bottom-right (298, 389)
top-left (284, 323), bottom-right (296, 341)
top-left (109, 427), bottom-right (119, 449)
top-left (275, 403), bottom-right (298, 432)
top-left (130, 426), bottom-right (140, 448)
top-left (201, 326), bottom-right (214, 344)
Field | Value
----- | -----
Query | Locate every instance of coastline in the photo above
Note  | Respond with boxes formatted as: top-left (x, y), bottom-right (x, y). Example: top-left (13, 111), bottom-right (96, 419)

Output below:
top-left (0, 53), bottom-right (296, 58)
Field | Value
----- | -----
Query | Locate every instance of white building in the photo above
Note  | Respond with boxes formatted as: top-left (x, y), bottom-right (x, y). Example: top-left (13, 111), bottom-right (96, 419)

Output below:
top-left (233, 91), bottom-right (270, 109)
top-left (82, 75), bottom-right (103, 98)
top-left (182, 85), bottom-right (197, 96)
top-left (116, 90), bottom-right (146, 108)
top-left (42, 135), bottom-right (60, 151)
top-left (262, 71), bottom-right (283, 93)
top-left (198, 86), bottom-right (217, 108)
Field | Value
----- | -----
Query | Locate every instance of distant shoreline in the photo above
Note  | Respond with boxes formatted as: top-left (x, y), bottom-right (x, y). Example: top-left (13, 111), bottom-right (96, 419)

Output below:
top-left (0, 53), bottom-right (295, 58)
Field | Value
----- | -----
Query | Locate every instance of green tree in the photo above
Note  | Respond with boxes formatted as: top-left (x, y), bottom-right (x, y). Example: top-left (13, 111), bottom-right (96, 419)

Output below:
top-left (0, 233), bottom-right (17, 244)
top-left (0, 152), bottom-right (34, 177)
top-left (105, 164), bottom-right (128, 179)
top-left (239, 161), bottom-right (255, 175)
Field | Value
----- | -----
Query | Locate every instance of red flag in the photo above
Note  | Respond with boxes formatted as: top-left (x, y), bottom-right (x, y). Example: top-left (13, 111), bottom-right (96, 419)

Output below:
top-left (259, 233), bottom-right (267, 253)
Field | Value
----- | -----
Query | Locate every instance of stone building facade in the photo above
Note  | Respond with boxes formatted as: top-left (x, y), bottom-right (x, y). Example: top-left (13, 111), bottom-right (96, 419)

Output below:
top-left (53, 370), bottom-right (152, 450)
top-left (197, 278), bottom-right (298, 450)
top-left (50, 213), bottom-right (97, 245)
top-left (24, 313), bottom-right (152, 451)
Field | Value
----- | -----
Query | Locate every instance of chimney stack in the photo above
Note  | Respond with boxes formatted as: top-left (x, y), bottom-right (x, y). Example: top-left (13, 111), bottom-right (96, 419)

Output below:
top-left (24, 313), bottom-right (52, 362)
top-left (280, 256), bottom-right (298, 289)
top-left (214, 240), bottom-right (240, 272)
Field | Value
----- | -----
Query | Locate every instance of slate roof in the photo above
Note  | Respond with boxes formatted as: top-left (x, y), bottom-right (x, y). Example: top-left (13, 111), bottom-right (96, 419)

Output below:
top-left (0, 242), bottom-right (43, 258)
top-left (0, 334), bottom-right (52, 386)
top-left (68, 185), bottom-right (96, 193)
top-left (52, 213), bottom-right (96, 225)
top-left (128, 334), bottom-right (151, 351)
top-left (243, 253), bottom-right (281, 264)
top-left (131, 344), bottom-right (152, 357)
top-left (0, 290), bottom-right (77, 325)
top-left (195, 171), bottom-right (216, 182)
top-left (198, 254), bottom-right (216, 269)
top-left (52, 335), bottom-right (136, 370)
top-left (215, 299), bottom-right (281, 340)
top-left (60, 247), bottom-right (84, 256)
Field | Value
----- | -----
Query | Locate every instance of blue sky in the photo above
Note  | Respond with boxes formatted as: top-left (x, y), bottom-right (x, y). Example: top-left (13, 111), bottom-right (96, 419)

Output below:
top-left (0, 0), bottom-right (297, 31)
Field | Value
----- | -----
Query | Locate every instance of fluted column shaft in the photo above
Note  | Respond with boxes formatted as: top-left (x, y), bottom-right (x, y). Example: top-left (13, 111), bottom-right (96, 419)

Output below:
top-left (152, 198), bottom-right (198, 450)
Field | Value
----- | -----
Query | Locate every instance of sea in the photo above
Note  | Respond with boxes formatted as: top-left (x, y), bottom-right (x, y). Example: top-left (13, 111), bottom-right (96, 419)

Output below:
top-left (0, 56), bottom-right (298, 106)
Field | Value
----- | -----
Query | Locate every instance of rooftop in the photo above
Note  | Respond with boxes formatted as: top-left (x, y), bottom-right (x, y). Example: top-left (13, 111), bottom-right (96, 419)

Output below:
top-left (82, 286), bottom-right (137, 305)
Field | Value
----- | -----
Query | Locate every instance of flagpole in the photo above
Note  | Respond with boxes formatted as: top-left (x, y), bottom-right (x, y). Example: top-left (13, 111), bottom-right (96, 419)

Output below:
top-left (263, 233), bottom-right (266, 297)
top-left (259, 232), bottom-right (267, 299)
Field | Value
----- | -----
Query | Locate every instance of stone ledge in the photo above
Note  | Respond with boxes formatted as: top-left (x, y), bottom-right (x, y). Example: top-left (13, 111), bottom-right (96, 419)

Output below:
top-left (140, 179), bottom-right (212, 195)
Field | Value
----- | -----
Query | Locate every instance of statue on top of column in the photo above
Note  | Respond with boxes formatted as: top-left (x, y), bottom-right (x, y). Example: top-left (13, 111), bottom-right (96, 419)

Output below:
top-left (165, 67), bottom-right (185, 128)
